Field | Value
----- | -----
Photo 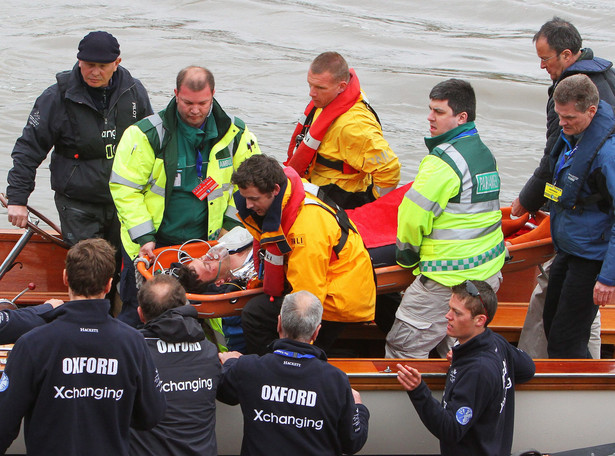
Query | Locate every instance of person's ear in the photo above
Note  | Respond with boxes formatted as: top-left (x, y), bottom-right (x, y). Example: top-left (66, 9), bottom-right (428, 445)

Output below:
top-left (137, 306), bottom-right (146, 324)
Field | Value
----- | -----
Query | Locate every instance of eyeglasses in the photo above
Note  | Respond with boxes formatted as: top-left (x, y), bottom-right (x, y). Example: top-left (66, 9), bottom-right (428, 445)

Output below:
top-left (464, 280), bottom-right (488, 320)
top-left (540, 53), bottom-right (559, 63)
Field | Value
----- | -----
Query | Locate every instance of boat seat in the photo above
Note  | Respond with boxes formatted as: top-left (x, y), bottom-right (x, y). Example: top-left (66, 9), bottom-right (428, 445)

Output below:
top-left (338, 303), bottom-right (615, 350)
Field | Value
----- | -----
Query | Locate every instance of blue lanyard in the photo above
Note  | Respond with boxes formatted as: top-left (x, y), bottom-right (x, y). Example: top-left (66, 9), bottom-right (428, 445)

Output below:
top-left (195, 149), bottom-right (203, 178)
top-left (554, 133), bottom-right (578, 183)
top-left (452, 127), bottom-right (477, 141)
top-left (273, 349), bottom-right (316, 359)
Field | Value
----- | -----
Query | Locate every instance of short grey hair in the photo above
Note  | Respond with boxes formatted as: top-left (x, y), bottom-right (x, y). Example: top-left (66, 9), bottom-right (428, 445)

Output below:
top-left (554, 73), bottom-right (599, 112)
top-left (280, 291), bottom-right (323, 342)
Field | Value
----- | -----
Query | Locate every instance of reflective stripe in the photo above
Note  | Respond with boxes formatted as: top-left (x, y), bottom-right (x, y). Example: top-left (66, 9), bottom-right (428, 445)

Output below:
top-left (303, 131), bottom-right (321, 150)
top-left (405, 187), bottom-right (444, 218)
top-left (264, 250), bottom-right (284, 266)
top-left (128, 220), bottom-right (155, 241)
top-left (396, 239), bottom-right (420, 254)
top-left (109, 170), bottom-right (144, 190)
top-left (207, 183), bottom-right (233, 202)
top-left (207, 188), bottom-right (224, 201)
top-left (303, 181), bottom-right (320, 197)
top-left (445, 200), bottom-right (500, 214)
top-left (427, 220), bottom-right (502, 241)
top-left (150, 113), bottom-right (166, 146)
top-left (150, 182), bottom-right (165, 197)
top-left (420, 241), bottom-right (505, 272)
top-left (441, 144), bottom-right (472, 203)
top-left (298, 113), bottom-right (307, 124)
top-left (225, 205), bottom-right (240, 221)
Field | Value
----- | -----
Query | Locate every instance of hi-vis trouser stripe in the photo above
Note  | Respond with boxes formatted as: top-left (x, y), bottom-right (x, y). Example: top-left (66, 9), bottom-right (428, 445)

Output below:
top-left (419, 241), bottom-right (505, 272)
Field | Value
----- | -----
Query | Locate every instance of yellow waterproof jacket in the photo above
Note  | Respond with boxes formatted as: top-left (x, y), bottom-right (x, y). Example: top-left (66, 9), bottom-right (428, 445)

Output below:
top-left (396, 123), bottom-right (504, 286)
top-left (110, 98), bottom-right (260, 259)
top-left (243, 178), bottom-right (376, 322)
top-left (311, 93), bottom-right (400, 195)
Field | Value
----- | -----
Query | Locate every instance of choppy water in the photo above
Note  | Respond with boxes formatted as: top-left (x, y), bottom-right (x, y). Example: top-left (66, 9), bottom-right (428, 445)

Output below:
top-left (1, 0), bottom-right (614, 228)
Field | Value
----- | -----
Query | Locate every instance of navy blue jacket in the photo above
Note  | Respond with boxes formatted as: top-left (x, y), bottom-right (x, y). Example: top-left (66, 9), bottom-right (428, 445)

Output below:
top-left (0, 302), bottom-right (56, 344)
top-left (0, 299), bottom-right (165, 455)
top-left (130, 305), bottom-right (221, 456)
top-left (217, 338), bottom-right (369, 456)
top-left (519, 48), bottom-right (615, 211)
top-left (407, 329), bottom-right (535, 456)
top-left (548, 101), bottom-right (615, 285)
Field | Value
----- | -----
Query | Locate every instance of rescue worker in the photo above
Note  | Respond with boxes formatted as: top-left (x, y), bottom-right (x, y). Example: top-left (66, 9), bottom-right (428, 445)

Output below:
top-left (131, 275), bottom-right (221, 456)
top-left (285, 51), bottom-right (400, 209)
top-left (217, 290), bottom-right (370, 455)
top-left (232, 154), bottom-right (376, 355)
top-left (513, 17), bottom-right (615, 358)
top-left (110, 66), bottom-right (260, 331)
top-left (386, 79), bottom-right (504, 359)
top-left (540, 75), bottom-right (615, 358)
top-left (0, 239), bottom-right (166, 456)
top-left (6, 31), bottom-right (152, 250)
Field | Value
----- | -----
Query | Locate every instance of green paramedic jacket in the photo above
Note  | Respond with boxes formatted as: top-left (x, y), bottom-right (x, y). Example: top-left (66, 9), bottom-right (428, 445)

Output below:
top-left (396, 122), bottom-right (504, 286)
top-left (110, 97), bottom-right (260, 259)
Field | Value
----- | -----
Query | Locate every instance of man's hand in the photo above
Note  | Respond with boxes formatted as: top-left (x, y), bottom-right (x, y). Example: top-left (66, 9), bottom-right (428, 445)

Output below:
top-left (511, 197), bottom-right (529, 217)
top-left (593, 281), bottom-right (615, 307)
top-left (219, 351), bottom-right (243, 364)
top-left (396, 363), bottom-right (422, 391)
top-left (351, 388), bottom-right (363, 404)
top-left (7, 205), bottom-right (28, 228)
top-left (44, 299), bottom-right (64, 309)
top-left (139, 242), bottom-right (156, 260)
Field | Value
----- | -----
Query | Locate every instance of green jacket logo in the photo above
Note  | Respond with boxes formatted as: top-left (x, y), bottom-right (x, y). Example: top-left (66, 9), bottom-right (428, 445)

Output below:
top-left (219, 157), bottom-right (233, 168)
top-left (475, 172), bottom-right (500, 194)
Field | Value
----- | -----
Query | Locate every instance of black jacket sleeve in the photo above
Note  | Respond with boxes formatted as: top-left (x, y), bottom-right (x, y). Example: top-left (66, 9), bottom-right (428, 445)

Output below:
top-left (216, 357), bottom-right (241, 405)
top-left (129, 336), bottom-right (167, 430)
top-left (408, 371), bottom-right (496, 445)
top-left (338, 380), bottom-right (370, 455)
top-left (0, 303), bottom-right (55, 344)
top-left (6, 84), bottom-right (64, 206)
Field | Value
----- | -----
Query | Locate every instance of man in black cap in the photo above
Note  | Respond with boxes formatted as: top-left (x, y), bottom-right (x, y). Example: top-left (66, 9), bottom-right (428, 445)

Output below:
top-left (6, 31), bottom-right (152, 256)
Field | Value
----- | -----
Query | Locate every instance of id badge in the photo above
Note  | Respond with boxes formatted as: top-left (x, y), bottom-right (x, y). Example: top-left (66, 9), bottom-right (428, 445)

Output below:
top-left (192, 176), bottom-right (219, 200)
top-left (173, 171), bottom-right (182, 187)
top-left (544, 182), bottom-right (562, 202)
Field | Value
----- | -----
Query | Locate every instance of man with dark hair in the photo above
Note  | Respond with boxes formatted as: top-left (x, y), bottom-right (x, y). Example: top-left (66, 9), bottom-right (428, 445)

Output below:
top-left (0, 238), bottom-right (165, 455)
top-left (6, 31), bottom-right (152, 250)
top-left (110, 65), bottom-right (260, 328)
top-left (397, 281), bottom-right (535, 456)
top-left (513, 17), bottom-right (615, 358)
top-left (386, 79), bottom-right (504, 359)
top-left (130, 275), bottom-right (221, 456)
top-left (285, 51), bottom-right (400, 209)
top-left (536, 74), bottom-right (615, 358)
top-left (217, 290), bottom-right (370, 455)
top-left (232, 154), bottom-right (376, 355)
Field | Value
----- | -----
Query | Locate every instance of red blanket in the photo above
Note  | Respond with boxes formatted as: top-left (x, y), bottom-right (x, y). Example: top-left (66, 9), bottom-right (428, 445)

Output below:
top-left (346, 182), bottom-right (412, 249)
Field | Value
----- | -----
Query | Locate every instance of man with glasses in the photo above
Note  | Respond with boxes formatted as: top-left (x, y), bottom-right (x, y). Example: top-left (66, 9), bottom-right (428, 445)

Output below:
top-left (385, 79), bottom-right (504, 359)
top-left (396, 280), bottom-right (535, 456)
top-left (513, 17), bottom-right (615, 357)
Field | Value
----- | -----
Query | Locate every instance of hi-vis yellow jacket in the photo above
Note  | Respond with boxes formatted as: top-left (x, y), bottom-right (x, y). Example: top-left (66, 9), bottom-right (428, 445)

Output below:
top-left (396, 122), bottom-right (504, 286)
top-left (110, 98), bottom-right (260, 259)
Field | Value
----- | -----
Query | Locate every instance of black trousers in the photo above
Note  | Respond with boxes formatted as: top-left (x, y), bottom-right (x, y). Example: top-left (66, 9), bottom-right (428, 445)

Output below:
top-left (241, 293), bottom-right (345, 356)
top-left (543, 252), bottom-right (602, 358)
